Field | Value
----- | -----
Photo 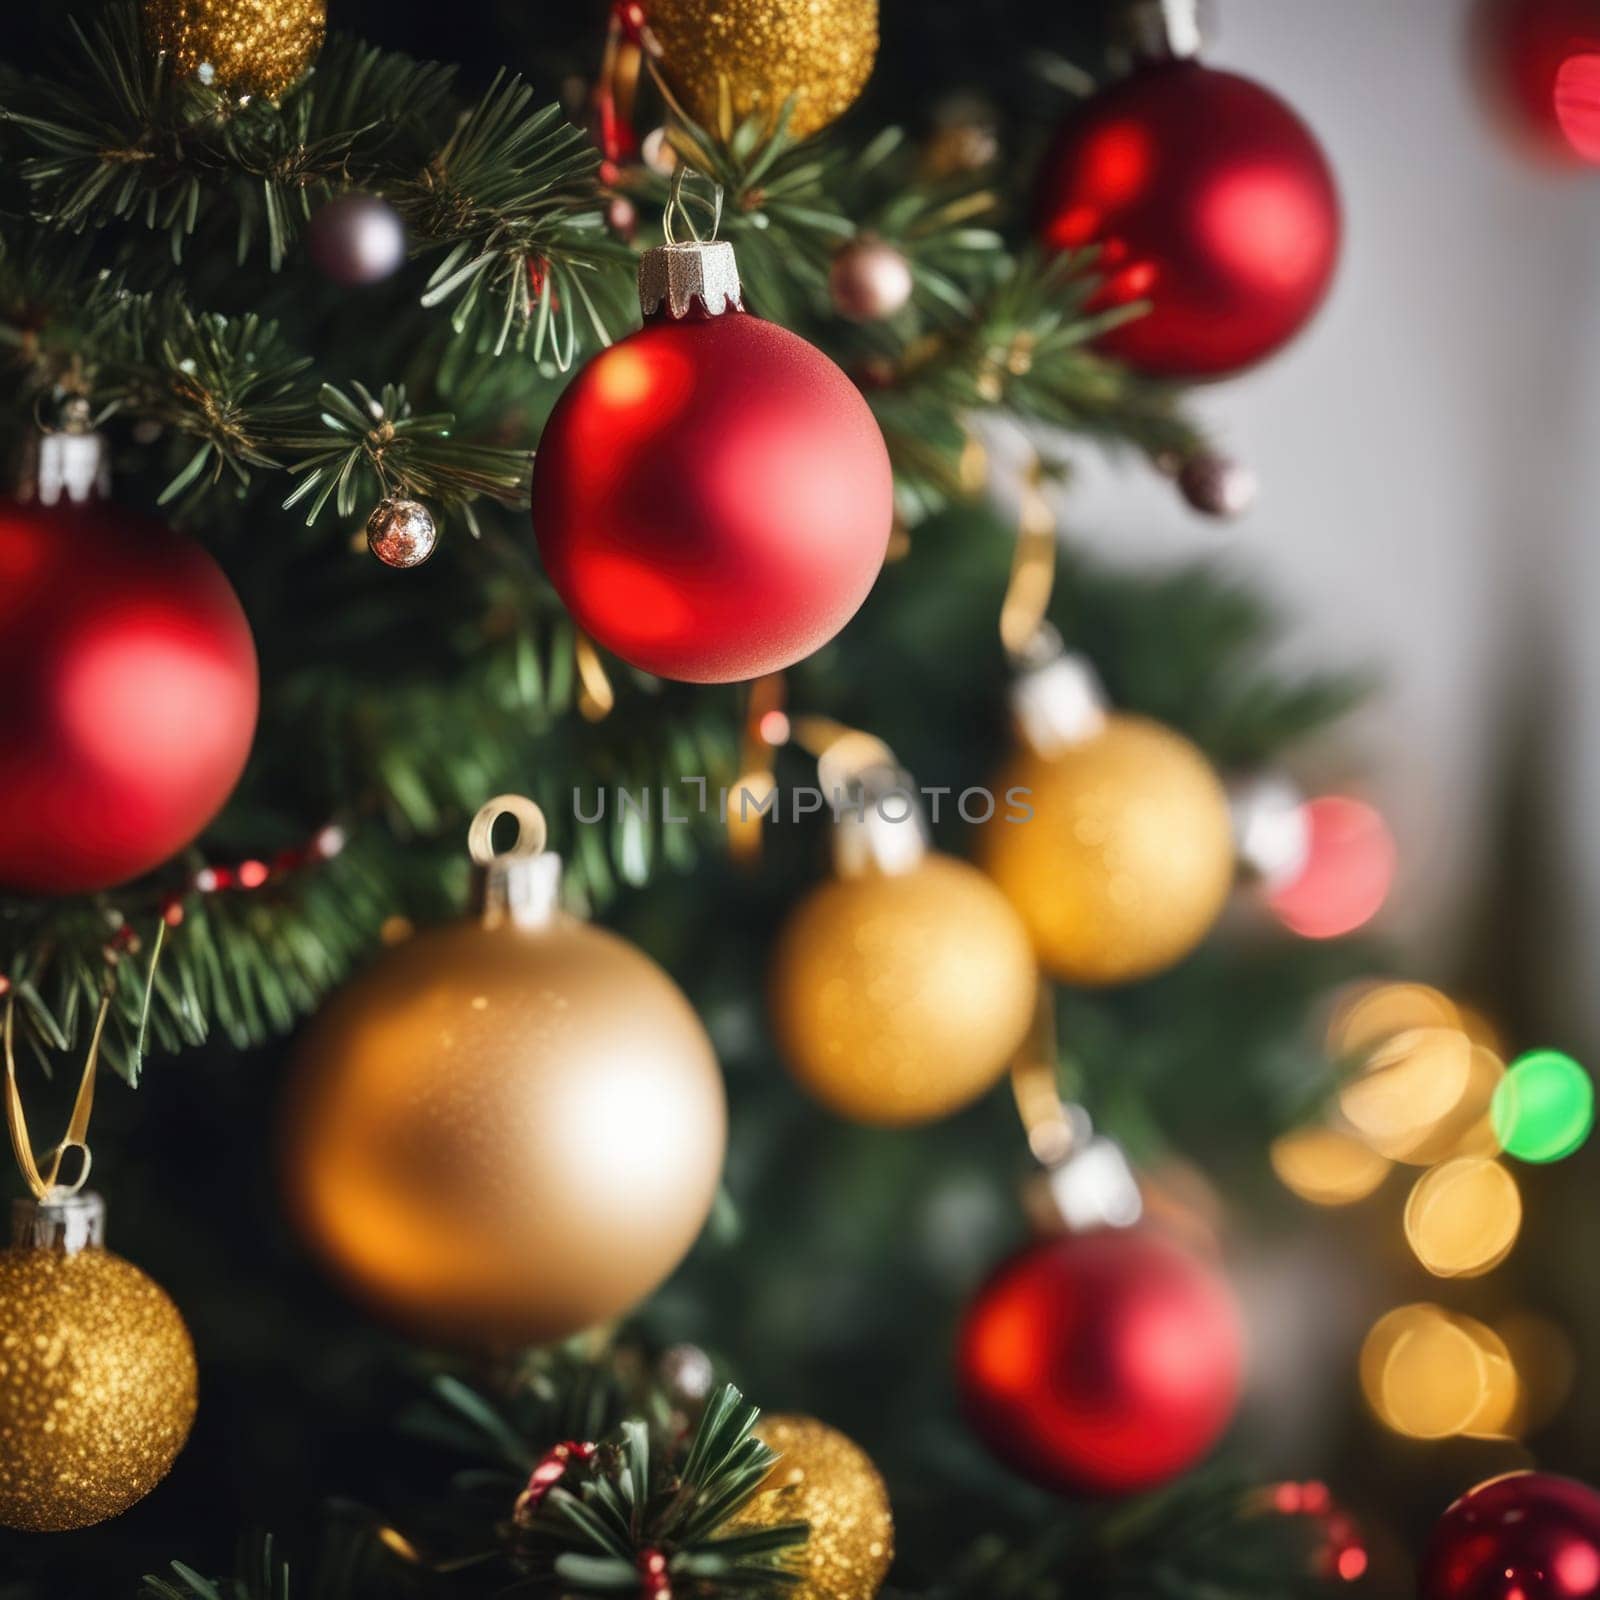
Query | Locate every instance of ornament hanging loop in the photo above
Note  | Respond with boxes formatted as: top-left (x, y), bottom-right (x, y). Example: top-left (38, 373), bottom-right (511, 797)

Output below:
top-left (2, 989), bottom-right (109, 1206)
top-left (469, 795), bottom-right (562, 931)
top-left (663, 165), bottom-right (724, 244)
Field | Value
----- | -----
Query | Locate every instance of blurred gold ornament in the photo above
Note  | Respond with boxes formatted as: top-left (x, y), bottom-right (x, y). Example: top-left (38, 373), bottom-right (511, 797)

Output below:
top-left (0, 1194), bottom-right (196, 1532)
top-left (285, 797), bottom-right (726, 1343)
top-left (981, 716), bottom-right (1234, 985)
top-left (770, 853), bottom-right (1036, 1126)
top-left (142, 0), bottom-right (325, 99)
top-left (646, 0), bottom-right (877, 140)
top-left (732, 1414), bottom-right (894, 1600)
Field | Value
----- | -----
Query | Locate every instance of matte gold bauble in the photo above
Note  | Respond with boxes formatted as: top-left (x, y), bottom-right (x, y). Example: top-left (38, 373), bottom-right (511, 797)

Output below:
top-left (285, 916), bottom-right (726, 1343)
top-left (645, 0), bottom-right (877, 140)
top-left (0, 1222), bottom-right (197, 1532)
top-left (770, 853), bottom-right (1036, 1126)
top-left (142, 0), bottom-right (325, 99)
top-left (732, 1414), bottom-right (894, 1600)
top-left (981, 715), bottom-right (1233, 986)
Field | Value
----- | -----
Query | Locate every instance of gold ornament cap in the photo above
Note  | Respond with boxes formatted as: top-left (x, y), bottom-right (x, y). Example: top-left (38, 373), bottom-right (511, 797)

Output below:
top-left (11, 1190), bottom-right (105, 1255)
top-left (638, 240), bottom-right (744, 321)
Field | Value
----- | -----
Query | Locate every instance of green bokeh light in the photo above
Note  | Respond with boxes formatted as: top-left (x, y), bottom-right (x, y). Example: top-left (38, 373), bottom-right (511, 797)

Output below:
top-left (1491, 1050), bottom-right (1595, 1164)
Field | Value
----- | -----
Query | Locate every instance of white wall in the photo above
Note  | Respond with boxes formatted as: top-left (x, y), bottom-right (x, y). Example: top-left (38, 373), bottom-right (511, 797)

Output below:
top-left (1054, 0), bottom-right (1600, 992)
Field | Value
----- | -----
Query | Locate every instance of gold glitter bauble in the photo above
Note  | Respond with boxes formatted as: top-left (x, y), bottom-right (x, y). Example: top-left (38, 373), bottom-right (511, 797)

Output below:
top-left (0, 1245), bottom-right (197, 1532)
top-left (770, 853), bottom-right (1036, 1127)
top-left (142, 0), bottom-right (325, 100)
top-left (733, 1415), bottom-right (893, 1600)
top-left (645, 0), bottom-right (877, 141)
top-left (981, 715), bottom-right (1234, 986)
top-left (285, 916), bottom-right (727, 1343)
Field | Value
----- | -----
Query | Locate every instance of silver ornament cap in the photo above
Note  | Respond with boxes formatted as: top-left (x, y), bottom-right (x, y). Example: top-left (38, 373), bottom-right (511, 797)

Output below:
top-left (1115, 0), bottom-right (1204, 62)
top-left (11, 1190), bottom-right (106, 1256)
top-left (638, 241), bottom-right (743, 321)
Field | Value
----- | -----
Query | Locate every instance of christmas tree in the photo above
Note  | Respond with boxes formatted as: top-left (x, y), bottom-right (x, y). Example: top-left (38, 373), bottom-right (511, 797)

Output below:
top-left (0, 1), bottom-right (1590, 1596)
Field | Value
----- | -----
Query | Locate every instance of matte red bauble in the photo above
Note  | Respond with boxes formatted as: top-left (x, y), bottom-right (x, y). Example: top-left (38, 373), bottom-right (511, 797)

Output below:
top-left (0, 498), bottom-right (259, 893)
top-left (1475, 0), bottom-right (1600, 165)
top-left (957, 1228), bottom-right (1245, 1496)
top-left (1035, 60), bottom-right (1341, 379)
top-left (1421, 1473), bottom-right (1600, 1600)
top-left (531, 238), bottom-right (893, 683)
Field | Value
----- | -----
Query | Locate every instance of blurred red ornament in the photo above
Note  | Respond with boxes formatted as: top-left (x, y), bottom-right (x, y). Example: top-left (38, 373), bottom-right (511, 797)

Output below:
top-left (1421, 1473), bottom-right (1600, 1600)
top-left (1035, 61), bottom-right (1341, 379)
top-left (1475, 0), bottom-right (1600, 165)
top-left (531, 243), bottom-right (892, 682)
top-left (957, 1228), bottom-right (1245, 1496)
top-left (1267, 794), bottom-right (1396, 939)
top-left (0, 498), bottom-right (258, 893)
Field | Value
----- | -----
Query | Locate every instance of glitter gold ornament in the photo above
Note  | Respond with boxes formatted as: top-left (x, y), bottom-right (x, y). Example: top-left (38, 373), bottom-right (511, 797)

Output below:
top-left (0, 1192), bottom-right (197, 1532)
top-left (645, 0), bottom-right (877, 141)
top-left (142, 0), bottom-right (325, 100)
top-left (732, 1414), bottom-right (894, 1600)
top-left (770, 788), bottom-right (1036, 1127)
top-left (285, 796), bottom-right (726, 1343)
top-left (982, 711), bottom-right (1234, 986)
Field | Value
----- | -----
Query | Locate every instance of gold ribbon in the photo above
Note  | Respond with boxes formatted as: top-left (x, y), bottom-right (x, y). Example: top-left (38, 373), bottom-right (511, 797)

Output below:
top-left (1008, 982), bottom-right (1077, 1166)
top-left (3, 990), bottom-right (110, 1201)
top-left (998, 451), bottom-right (1059, 662)
top-left (574, 631), bottom-right (615, 722)
top-left (728, 673), bottom-right (788, 864)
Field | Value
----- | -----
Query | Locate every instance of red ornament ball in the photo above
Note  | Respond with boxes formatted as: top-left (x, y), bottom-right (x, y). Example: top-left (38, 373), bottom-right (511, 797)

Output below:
top-left (1035, 60), bottom-right (1341, 379)
top-left (1421, 1473), bottom-right (1600, 1600)
top-left (0, 498), bottom-right (259, 893)
top-left (1475, 0), bottom-right (1600, 165)
top-left (531, 311), bottom-right (893, 683)
top-left (957, 1228), bottom-right (1245, 1496)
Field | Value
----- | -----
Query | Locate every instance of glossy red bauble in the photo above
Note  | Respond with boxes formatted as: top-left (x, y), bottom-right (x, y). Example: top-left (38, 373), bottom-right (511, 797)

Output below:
top-left (1035, 60), bottom-right (1341, 380)
top-left (531, 311), bottom-right (893, 683)
top-left (1421, 1473), bottom-right (1600, 1600)
top-left (0, 499), bottom-right (259, 894)
top-left (1474, 0), bottom-right (1600, 165)
top-left (957, 1228), bottom-right (1245, 1496)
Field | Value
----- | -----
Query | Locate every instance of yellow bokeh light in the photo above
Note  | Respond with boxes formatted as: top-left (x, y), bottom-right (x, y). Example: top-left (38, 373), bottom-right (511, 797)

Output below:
top-left (1340, 1026), bottom-right (1474, 1161)
top-left (1361, 1304), bottom-right (1515, 1439)
top-left (1270, 1126), bottom-right (1390, 1206)
top-left (1404, 1157), bottom-right (1521, 1278)
top-left (1328, 982), bottom-right (1458, 1058)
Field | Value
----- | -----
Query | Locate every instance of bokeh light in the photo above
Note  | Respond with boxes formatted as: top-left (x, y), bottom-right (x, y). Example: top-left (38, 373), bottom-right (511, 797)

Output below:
top-left (1268, 795), bottom-right (1396, 939)
top-left (1404, 1157), bottom-right (1521, 1278)
top-left (1270, 1126), bottom-right (1390, 1206)
top-left (1360, 1305), bottom-right (1517, 1440)
top-left (1339, 1026), bottom-right (1474, 1162)
top-left (1491, 1049), bottom-right (1595, 1163)
top-left (1327, 980), bottom-right (1458, 1058)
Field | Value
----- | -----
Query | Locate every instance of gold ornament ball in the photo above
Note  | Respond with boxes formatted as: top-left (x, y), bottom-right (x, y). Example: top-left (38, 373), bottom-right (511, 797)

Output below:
top-left (143, 0), bottom-right (325, 100)
top-left (733, 1415), bottom-right (894, 1600)
top-left (0, 1246), bottom-right (197, 1532)
top-left (981, 715), bottom-right (1234, 986)
top-left (285, 916), bottom-right (727, 1344)
top-left (770, 853), bottom-right (1036, 1126)
top-left (645, 0), bottom-right (877, 141)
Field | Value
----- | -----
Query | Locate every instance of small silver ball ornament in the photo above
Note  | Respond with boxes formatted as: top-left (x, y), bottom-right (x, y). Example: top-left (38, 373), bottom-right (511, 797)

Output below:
top-left (829, 238), bottom-right (915, 322)
top-left (308, 195), bottom-right (407, 287)
top-left (1178, 452), bottom-right (1258, 519)
top-left (366, 497), bottom-right (438, 569)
